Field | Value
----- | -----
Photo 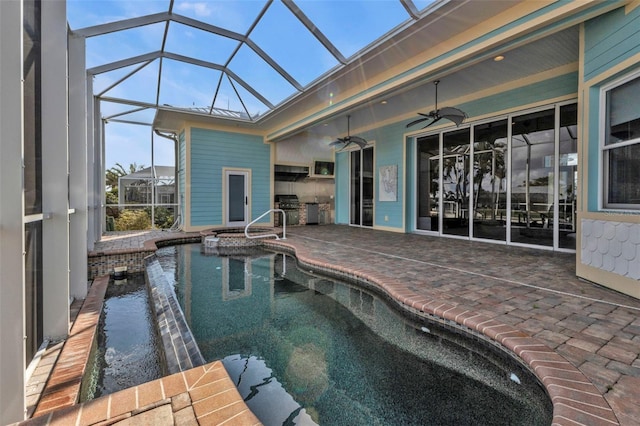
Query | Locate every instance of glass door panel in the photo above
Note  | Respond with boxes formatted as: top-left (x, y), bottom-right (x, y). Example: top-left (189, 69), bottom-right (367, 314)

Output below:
top-left (362, 147), bottom-right (374, 227)
top-left (442, 128), bottom-right (471, 237)
top-left (229, 175), bottom-right (245, 222)
top-left (417, 135), bottom-right (439, 232)
top-left (350, 151), bottom-right (361, 225)
top-left (226, 171), bottom-right (248, 226)
top-left (472, 120), bottom-right (508, 241)
top-left (558, 104), bottom-right (578, 249)
top-left (350, 147), bottom-right (374, 227)
top-left (510, 110), bottom-right (555, 246)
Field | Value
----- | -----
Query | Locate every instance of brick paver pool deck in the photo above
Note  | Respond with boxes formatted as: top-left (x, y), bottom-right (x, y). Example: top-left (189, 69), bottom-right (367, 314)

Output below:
top-left (17, 225), bottom-right (640, 425)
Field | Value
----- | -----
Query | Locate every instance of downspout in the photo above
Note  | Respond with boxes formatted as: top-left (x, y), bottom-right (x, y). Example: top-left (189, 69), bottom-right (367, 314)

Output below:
top-left (154, 129), bottom-right (181, 230)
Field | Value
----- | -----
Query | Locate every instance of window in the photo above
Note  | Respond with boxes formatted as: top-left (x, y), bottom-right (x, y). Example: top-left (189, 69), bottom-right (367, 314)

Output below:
top-left (603, 71), bottom-right (640, 209)
top-left (415, 103), bottom-right (577, 250)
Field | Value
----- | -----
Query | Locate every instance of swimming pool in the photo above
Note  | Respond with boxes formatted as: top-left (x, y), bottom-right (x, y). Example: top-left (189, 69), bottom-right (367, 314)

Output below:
top-left (160, 243), bottom-right (552, 425)
top-left (80, 274), bottom-right (163, 401)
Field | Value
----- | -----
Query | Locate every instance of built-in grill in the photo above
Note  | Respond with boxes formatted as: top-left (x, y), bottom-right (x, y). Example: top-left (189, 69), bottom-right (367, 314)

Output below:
top-left (274, 194), bottom-right (300, 226)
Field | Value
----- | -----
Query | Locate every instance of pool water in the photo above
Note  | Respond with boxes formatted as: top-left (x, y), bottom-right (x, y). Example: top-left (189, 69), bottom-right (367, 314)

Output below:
top-left (162, 244), bottom-right (552, 425)
top-left (80, 274), bottom-right (163, 401)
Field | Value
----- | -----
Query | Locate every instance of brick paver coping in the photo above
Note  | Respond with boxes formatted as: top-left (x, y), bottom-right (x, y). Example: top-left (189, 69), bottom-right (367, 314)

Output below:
top-left (19, 361), bottom-right (261, 426)
top-left (32, 276), bottom-right (110, 417)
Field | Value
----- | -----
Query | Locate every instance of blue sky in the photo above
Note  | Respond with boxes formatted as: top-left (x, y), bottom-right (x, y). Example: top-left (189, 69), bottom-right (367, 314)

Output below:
top-left (67, 0), bottom-right (435, 171)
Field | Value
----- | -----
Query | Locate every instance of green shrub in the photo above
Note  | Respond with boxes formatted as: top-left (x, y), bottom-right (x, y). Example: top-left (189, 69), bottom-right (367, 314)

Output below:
top-left (114, 209), bottom-right (151, 231)
top-left (105, 189), bottom-right (118, 205)
top-left (148, 207), bottom-right (174, 229)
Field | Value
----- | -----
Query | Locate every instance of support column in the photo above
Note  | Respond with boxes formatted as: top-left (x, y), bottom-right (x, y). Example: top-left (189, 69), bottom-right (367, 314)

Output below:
top-left (86, 78), bottom-right (97, 250)
top-left (68, 32), bottom-right (88, 299)
top-left (41, 0), bottom-right (69, 339)
top-left (0, 1), bottom-right (26, 422)
top-left (99, 115), bottom-right (106, 237)
top-left (87, 95), bottom-right (103, 247)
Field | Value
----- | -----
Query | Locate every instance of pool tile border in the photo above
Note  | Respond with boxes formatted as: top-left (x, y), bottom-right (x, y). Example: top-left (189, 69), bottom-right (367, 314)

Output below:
top-left (145, 254), bottom-right (206, 374)
top-left (87, 234), bottom-right (202, 279)
top-left (264, 239), bottom-right (620, 426)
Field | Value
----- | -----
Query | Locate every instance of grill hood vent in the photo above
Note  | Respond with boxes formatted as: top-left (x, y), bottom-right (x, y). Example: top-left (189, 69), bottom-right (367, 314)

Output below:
top-left (274, 164), bottom-right (309, 181)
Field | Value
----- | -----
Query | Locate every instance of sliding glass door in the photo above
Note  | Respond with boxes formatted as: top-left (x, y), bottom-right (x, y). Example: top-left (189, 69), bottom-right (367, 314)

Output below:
top-left (558, 104), bottom-right (578, 249)
top-left (472, 120), bottom-right (508, 241)
top-left (417, 135), bottom-right (439, 232)
top-left (415, 103), bottom-right (577, 251)
top-left (510, 109), bottom-right (555, 247)
top-left (350, 146), bottom-right (374, 227)
top-left (442, 129), bottom-right (471, 236)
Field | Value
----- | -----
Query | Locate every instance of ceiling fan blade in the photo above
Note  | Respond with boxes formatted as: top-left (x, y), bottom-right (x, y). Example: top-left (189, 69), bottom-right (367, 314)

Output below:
top-left (329, 138), bottom-right (346, 146)
top-left (406, 117), bottom-right (431, 128)
top-left (337, 140), bottom-right (354, 152)
top-left (422, 116), bottom-right (443, 129)
top-left (438, 107), bottom-right (467, 126)
top-left (349, 135), bottom-right (367, 149)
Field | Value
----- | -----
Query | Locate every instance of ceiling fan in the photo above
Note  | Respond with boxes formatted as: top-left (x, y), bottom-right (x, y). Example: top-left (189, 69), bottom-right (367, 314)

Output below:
top-left (329, 115), bottom-right (367, 151)
top-left (406, 80), bottom-right (467, 129)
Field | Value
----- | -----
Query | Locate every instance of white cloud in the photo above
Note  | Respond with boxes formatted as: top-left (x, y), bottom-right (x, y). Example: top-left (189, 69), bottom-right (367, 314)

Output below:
top-left (175, 2), bottom-right (213, 18)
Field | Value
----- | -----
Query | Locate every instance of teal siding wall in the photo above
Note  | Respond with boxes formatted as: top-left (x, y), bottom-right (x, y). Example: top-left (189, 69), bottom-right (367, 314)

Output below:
top-left (189, 128), bottom-right (270, 227)
top-left (587, 86), bottom-right (601, 212)
top-left (364, 122), bottom-right (406, 229)
top-left (584, 6), bottom-right (640, 82)
top-left (333, 121), bottom-right (406, 229)
top-left (584, 6), bottom-right (640, 211)
top-left (334, 74), bottom-right (578, 231)
top-left (179, 130), bottom-right (186, 227)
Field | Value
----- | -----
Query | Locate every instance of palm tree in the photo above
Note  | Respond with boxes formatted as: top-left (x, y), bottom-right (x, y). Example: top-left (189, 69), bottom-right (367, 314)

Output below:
top-left (473, 141), bottom-right (506, 221)
top-left (106, 162), bottom-right (145, 190)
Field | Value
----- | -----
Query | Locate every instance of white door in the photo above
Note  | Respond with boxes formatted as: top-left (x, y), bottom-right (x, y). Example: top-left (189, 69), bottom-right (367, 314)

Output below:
top-left (226, 170), bottom-right (249, 227)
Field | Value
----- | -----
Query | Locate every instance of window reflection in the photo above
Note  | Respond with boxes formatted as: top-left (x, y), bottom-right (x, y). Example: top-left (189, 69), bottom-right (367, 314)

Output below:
top-left (350, 151), bottom-right (361, 225)
top-left (24, 0), bottom-right (42, 215)
top-left (417, 135), bottom-right (439, 232)
top-left (222, 258), bottom-right (252, 301)
top-left (472, 120), bottom-right (508, 241)
top-left (24, 0), bottom-right (44, 366)
top-left (510, 109), bottom-right (555, 246)
top-left (558, 104), bottom-right (578, 249)
top-left (442, 128), bottom-right (471, 236)
top-left (350, 146), bottom-right (374, 227)
top-left (607, 145), bottom-right (640, 204)
top-left (415, 104), bottom-right (577, 250)
top-left (604, 74), bottom-right (640, 208)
